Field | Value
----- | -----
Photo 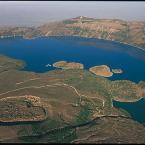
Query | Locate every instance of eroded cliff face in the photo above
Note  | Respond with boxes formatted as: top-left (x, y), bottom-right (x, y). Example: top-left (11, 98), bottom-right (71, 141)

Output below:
top-left (0, 16), bottom-right (145, 50)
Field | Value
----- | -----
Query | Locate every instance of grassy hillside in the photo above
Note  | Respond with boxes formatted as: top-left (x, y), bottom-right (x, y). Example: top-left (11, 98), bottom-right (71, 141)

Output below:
top-left (0, 55), bottom-right (145, 143)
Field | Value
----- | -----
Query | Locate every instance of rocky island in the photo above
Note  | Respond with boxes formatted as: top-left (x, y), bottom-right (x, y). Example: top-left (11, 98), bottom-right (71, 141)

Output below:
top-left (53, 61), bottom-right (84, 69)
top-left (89, 65), bottom-right (113, 77)
top-left (112, 69), bottom-right (123, 74)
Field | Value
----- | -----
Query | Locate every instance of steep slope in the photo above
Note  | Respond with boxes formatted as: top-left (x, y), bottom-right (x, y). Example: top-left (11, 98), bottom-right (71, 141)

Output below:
top-left (30, 16), bottom-right (145, 49)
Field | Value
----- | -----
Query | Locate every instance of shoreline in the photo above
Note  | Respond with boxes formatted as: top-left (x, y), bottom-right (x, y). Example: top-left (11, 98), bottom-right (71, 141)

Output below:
top-left (0, 34), bottom-right (144, 52)
top-left (99, 38), bottom-right (145, 52)
top-left (44, 35), bottom-right (145, 52)
top-left (113, 97), bottom-right (143, 103)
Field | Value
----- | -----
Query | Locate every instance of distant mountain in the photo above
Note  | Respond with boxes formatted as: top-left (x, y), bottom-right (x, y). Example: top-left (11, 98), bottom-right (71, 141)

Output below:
top-left (0, 16), bottom-right (145, 50)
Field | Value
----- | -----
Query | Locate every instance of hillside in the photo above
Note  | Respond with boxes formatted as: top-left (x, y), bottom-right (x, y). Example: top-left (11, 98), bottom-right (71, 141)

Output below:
top-left (38, 16), bottom-right (145, 49)
top-left (0, 55), bottom-right (145, 143)
top-left (0, 16), bottom-right (145, 50)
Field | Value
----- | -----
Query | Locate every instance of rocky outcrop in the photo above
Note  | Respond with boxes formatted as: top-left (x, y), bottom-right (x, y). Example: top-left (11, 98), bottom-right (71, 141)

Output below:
top-left (0, 95), bottom-right (47, 123)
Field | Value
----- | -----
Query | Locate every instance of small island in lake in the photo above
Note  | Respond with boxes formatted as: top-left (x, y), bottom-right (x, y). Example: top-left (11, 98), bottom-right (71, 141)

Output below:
top-left (53, 61), bottom-right (84, 69)
top-left (89, 65), bottom-right (113, 77)
top-left (112, 69), bottom-right (123, 74)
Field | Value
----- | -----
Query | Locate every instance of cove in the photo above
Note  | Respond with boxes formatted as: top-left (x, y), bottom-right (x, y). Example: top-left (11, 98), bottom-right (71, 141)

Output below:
top-left (113, 99), bottom-right (145, 123)
top-left (0, 36), bottom-right (145, 123)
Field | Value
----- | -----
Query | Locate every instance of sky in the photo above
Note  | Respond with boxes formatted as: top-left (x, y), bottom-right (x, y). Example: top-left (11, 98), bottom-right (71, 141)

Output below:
top-left (0, 1), bottom-right (145, 26)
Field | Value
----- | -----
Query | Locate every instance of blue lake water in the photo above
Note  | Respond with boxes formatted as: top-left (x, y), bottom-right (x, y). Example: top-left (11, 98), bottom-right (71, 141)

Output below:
top-left (113, 99), bottom-right (145, 123)
top-left (0, 36), bottom-right (145, 123)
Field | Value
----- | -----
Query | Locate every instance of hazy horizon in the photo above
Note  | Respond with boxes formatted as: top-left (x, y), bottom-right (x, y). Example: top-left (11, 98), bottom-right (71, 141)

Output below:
top-left (0, 1), bottom-right (145, 26)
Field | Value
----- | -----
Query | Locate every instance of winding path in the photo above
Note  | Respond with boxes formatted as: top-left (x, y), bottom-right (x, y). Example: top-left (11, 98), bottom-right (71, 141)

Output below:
top-left (0, 82), bottom-right (105, 107)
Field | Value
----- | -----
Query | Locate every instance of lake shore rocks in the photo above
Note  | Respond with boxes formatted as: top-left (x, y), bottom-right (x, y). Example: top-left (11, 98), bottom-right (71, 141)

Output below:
top-left (112, 69), bottom-right (123, 74)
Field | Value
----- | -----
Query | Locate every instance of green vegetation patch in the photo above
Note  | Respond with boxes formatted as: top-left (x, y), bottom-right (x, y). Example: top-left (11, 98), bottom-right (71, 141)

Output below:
top-left (111, 80), bottom-right (141, 102)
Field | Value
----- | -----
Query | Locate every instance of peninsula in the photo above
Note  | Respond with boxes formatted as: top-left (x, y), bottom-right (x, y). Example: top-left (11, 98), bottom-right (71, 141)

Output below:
top-left (0, 55), bottom-right (25, 73)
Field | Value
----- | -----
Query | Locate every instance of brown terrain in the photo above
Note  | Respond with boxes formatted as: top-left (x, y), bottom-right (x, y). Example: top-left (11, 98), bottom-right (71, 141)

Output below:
top-left (89, 65), bottom-right (113, 77)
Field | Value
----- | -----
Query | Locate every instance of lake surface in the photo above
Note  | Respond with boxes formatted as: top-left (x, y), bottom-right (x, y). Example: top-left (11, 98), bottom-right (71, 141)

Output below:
top-left (113, 99), bottom-right (145, 123)
top-left (0, 36), bottom-right (145, 123)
